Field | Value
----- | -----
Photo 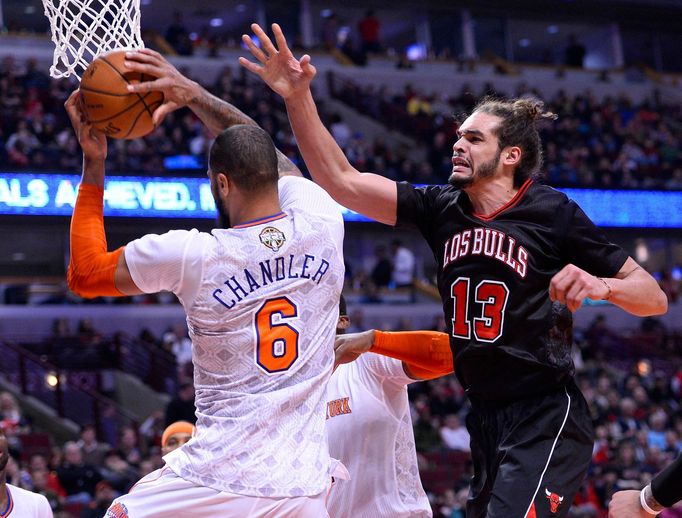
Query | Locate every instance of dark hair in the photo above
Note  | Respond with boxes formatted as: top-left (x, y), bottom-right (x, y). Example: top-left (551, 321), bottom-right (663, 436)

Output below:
top-left (208, 125), bottom-right (278, 192)
top-left (473, 97), bottom-right (557, 187)
top-left (339, 294), bottom-right (347, 317)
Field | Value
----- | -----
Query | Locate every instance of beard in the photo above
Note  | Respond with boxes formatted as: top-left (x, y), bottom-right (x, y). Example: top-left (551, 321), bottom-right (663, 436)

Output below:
top-left (216, 203), bottom-right (231, 229)
top-left (448, 150), bottom-right (501, 189)
top-left (212, 183), bottom-right (231, 228)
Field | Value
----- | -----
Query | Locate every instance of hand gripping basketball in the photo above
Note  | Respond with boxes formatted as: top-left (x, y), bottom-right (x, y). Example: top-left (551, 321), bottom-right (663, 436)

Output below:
top-left (64, 90), bottom-right (107, 162)
top-left (124, 48), bottom-right (201, 127)
top-left (79, 49), bottom-right (164, 140)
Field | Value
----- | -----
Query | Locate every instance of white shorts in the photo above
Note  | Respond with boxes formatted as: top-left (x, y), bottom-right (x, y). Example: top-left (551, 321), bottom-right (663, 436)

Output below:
top-left (105, 467), bottom-right (331, 518)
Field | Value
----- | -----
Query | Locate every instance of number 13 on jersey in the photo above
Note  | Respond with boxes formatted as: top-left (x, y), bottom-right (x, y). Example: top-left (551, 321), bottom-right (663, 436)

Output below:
top-left (451, 277), bottom-right (509, 342)
top-left (255, 297), bottom-right (300, 373)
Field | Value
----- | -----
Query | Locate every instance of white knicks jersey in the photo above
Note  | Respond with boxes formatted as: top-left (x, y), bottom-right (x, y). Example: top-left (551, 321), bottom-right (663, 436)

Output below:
top-left (4, 484), bottom-right (53, 517)
top-left (325, 353), bottom-right (432, 518)
top-left (125, 176), bottom-right (345, 497)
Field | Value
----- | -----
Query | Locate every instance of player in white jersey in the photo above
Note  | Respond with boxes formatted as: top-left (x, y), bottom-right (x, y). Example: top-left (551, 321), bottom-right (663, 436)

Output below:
top-left (326, 297), bottom-right (454, 518)
top-left (64, 85), bottom-right (345, 516)
top-left (0, 430), bottom-right (53, 517)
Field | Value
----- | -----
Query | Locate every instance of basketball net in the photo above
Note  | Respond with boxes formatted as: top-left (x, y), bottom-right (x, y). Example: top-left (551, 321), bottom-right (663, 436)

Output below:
top-left (42, 0), bottom-right (145, 80)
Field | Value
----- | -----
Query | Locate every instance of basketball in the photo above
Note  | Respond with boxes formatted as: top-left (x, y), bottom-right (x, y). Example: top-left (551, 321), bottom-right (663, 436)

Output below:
top-left (80, 49), bottom-right (164, 140)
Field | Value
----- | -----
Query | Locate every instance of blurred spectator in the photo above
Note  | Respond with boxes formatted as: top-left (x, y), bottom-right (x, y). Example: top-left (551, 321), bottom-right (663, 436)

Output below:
top-left (165, 383), bottom-right (196, 426)
top-left (330, 113), bottom-right (352, 148)
top-left (165, 12), bottom-right (193, 56)
top-left (80, 480), bottom-right (115, 518)
top-left (76, 425), bottom-right (108, 468)
top-left (565, 34), bottom-right (587, 68)
top-left (370, 245), bottom-right (392, 289)
top-left (320, 12), bottom-right (339, 51)
top-left (439, 414), bottom-right (471, 452)
top-left (358, 10), bottom-right (381, 55)
top-left (391, 239), bottom-right (415, 289)
top-left (648, 411), bottom-right (669, 451)
top-left (31, 468), bottom-right (63, 514)
top-left (99, 451), bottom-right (138, 494)
top-left (56, 442), bottom-right (102, 505)
top-left (0, 391), bottom-right (29, 450)
top-left (163, 324), bottom-right (192, 377)
top-left (116, 426), bottom-right (142, 467)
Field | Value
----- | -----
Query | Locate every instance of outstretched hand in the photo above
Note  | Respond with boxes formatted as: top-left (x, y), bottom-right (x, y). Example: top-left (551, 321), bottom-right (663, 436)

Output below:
top-left (124, 48), bottom-right (198, 126)
top-left (334, 330), bottom-right (375, 367)
top-left (64, 90), bottom-right (107, 162)
top-left (239, 23), bottom-right (316, 100)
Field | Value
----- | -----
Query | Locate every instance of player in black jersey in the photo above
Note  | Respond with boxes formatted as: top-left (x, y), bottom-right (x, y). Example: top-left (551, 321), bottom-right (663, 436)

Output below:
top-left (240, 24), bottom-right (669, 518)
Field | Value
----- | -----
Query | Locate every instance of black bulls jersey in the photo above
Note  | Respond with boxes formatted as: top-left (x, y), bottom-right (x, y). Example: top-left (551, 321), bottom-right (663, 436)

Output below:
top-left (397, 179), bottom-right (628, 401)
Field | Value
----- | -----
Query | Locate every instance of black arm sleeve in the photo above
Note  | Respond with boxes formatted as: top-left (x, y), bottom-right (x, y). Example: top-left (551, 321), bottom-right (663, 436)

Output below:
top-left (561, 200), bottom-right (629, 277)
top-left (651, 453), bottom-right (682, 508)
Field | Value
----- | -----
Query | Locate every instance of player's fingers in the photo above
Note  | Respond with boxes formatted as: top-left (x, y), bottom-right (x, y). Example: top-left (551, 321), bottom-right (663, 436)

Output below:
top-left (250, 23), bottom-right (277, 56)
top-left (565, 283), bottom-right (586, 312)
top-left (241, 35), bottom-right (268, 64)
top-left (133, 47), bottom-right (164, 60)
top-left (127, 78), bottom-right (166, 94)
top-left (123, 60), bottom-right (163, 78)
top-left (238, 56), bottom-right (263, 77)
top-left (553, 276), bottom-right (574, 305)
top-left (151, 101), bottom-right (178, 127)
top-left (271, 23), bottom-right (290, 54)
top-left (64, 91), bottom-right (83, 124)
top-left (549, 266), bottom-right (573, 301)
top-left (124, 50), bottom-right (160, 66)
top-left (300, 55), bottom-right (317, 78)
top-left (568, 288), bottom-right (588, 312)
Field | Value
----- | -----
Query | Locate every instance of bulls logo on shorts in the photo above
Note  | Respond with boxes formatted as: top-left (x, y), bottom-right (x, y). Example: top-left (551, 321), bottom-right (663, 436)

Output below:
top-left (259, 226), bottom-right (286, 252)
top-left (106, 502), bottom-right (129, 518)
top-left (544, 488), bottom-right (564, 514)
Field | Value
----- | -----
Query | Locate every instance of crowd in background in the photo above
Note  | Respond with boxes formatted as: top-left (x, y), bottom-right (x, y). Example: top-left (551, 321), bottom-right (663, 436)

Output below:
top-left (1, 311), bottom-right (681, 517)
top-left (1, 56), bottom-right (681, 191)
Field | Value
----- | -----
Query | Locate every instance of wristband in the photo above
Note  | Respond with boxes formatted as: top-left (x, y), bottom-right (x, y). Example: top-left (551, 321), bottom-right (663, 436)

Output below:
top-left (597, 277), bottom-right (612, 300)
top-left (640, 485), bottom-right (663, 515)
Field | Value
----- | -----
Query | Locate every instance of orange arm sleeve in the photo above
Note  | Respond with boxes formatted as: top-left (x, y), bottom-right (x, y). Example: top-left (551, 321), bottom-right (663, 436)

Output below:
top-left (370, 330), bottom-right (454, 380)
top-left (67, 184), bottom-right (125, 298)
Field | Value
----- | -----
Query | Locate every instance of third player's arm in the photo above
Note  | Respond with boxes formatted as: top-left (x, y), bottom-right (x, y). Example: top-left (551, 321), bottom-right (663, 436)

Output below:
top-left (335, 330), bottom-right (453, 380)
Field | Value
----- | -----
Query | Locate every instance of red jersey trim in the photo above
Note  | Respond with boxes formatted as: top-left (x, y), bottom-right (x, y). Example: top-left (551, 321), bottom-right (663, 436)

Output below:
top-left (233, 212), bottom-right (286, 229)
top-left (472, 179), bottom-right (533, 221)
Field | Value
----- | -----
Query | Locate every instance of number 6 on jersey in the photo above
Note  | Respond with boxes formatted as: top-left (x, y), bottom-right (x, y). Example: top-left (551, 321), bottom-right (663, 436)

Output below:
top-left (255, 297), bottom-right (300, 373)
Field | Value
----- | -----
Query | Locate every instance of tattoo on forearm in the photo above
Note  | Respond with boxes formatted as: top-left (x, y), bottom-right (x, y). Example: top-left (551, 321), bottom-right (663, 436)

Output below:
top-left (276, 150), bottom-right (302, 178)
top-left (190, 91), bottom-right (256, 137)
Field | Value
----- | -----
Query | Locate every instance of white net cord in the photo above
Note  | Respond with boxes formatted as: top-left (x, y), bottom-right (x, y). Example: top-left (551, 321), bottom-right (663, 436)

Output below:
top-left (42, 0), bottom-right (145, 79)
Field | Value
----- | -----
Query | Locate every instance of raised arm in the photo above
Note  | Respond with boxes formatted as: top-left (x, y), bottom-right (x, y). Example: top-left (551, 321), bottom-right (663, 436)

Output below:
top-left (239, 23), bottom-right (398, 225)
top-left (124, 49), bottom-right (300, 177)
top-left (64, 91), bottom-right (142, 298)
